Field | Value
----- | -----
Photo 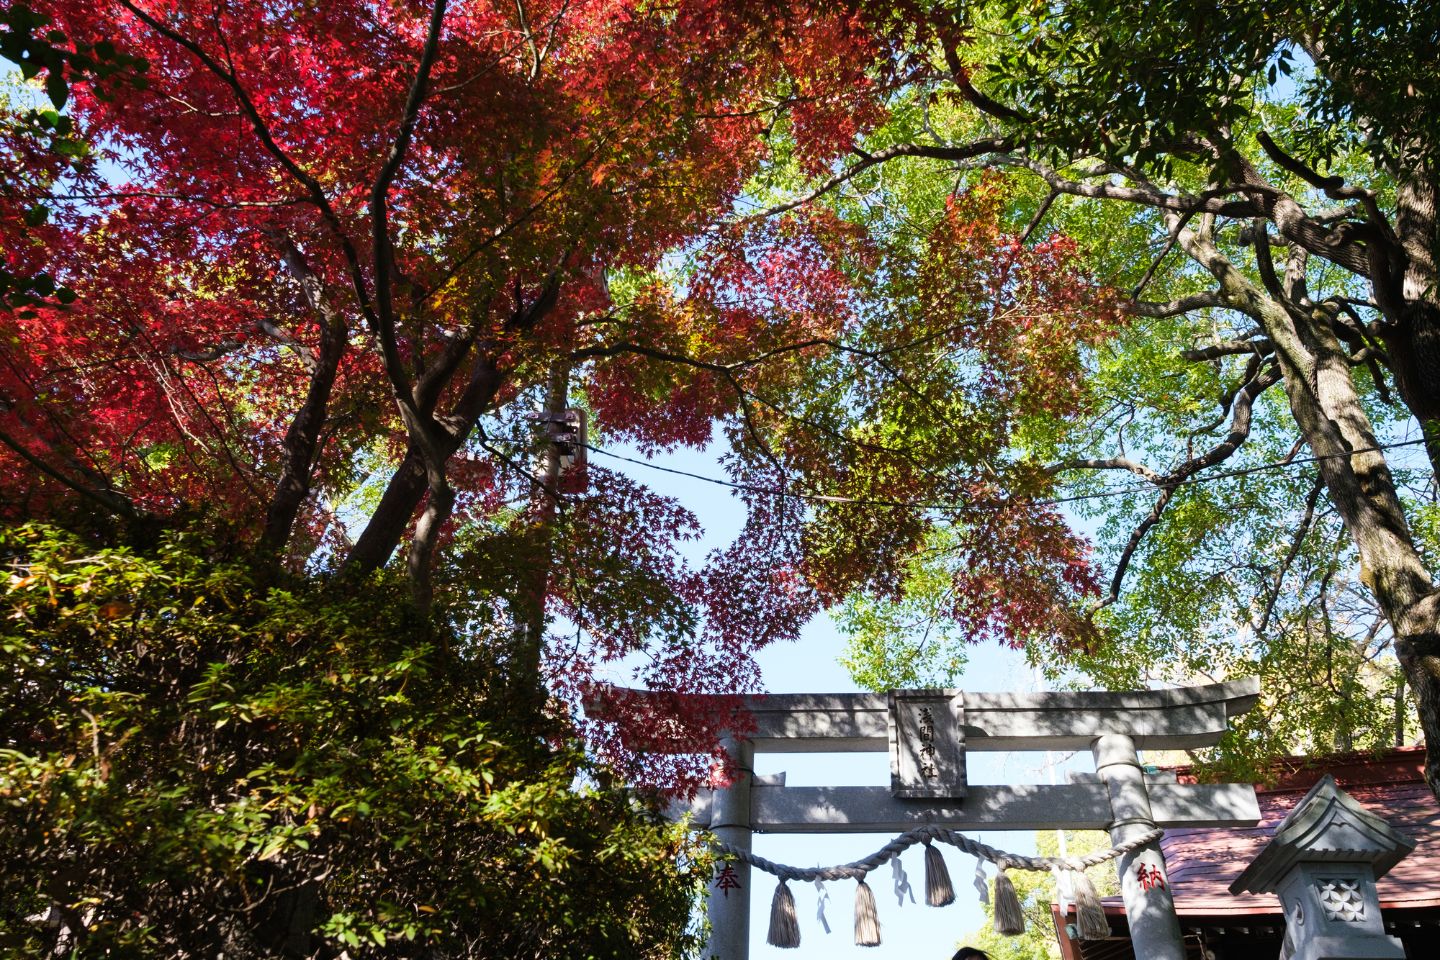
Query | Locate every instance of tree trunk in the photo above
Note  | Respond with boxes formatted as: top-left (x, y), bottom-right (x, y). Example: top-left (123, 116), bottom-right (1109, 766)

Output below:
top-left (342, 448), bottom-right (428, 574)
top-left (340, 353), bottom-right (505, 577)
top-left (1182, 221), bottom-right (1440, 800)
top-left (260, 237), bottom-right (348, 559)
top-left (1375, 163), bottom-right (1440, 480)
top-left (407, 480), bottom-right (456, 616)
top-left (1352, 165), bottom-right (1440, 792)
top-left (1394, 626), bottom-right (1440, 795)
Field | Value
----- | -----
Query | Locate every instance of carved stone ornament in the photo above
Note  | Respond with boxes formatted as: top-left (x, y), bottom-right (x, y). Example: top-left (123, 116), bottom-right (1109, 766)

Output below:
top-left (887, 690), bottom-right (966, 799)
top-left (1315, 878), bottom-right (1365, 922)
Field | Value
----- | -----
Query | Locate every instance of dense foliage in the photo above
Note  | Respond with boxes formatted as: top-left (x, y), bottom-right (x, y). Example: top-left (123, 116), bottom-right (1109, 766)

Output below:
top-left (699, 0), bottom-right (1440, 787)
top-left (0, 0), bottom-right (1130, 792)
top-left (0, 0), bottom-right (883, 786)
top-left (9, 4), bottom-right (1440, 955)
top-left (0, 524), bottom-right (708, 958)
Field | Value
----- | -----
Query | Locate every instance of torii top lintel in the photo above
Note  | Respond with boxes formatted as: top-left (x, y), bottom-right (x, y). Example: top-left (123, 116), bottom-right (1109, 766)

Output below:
top-left (588, 677), bottom-right (1260, 755)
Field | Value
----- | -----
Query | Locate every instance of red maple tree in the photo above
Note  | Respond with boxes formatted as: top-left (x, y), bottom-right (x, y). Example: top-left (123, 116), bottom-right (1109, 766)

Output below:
top-left (2, 1), bottom-right (1119, 792)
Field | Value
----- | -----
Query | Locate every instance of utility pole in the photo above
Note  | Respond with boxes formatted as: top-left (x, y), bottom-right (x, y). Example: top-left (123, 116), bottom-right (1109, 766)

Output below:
top-left (514, 361), bottom-right (588, 710)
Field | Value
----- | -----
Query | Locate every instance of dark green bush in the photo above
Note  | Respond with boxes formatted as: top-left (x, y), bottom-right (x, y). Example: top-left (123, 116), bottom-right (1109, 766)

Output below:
top-left (0, 524), bottom-right (707, 958)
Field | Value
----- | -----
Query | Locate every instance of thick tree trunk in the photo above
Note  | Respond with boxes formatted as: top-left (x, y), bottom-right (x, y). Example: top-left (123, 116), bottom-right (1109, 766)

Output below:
top-left (407, 479), bottom-right (455, 616)
top-left (1276, 299), bottom-right (1440, 796)
top-left (1395, 628), bottom-right (1440, 793)
top-left (1357, 167), bottom-right (1440, 791)
top-left (1183, 222), bottom-right (1440, 800)
top-left (342, 448), bottom-right (428, 574)
top-left (1376, 166), bottom-right (1440, 479)
top-left (340, 353), bottom-right (504, 576)
top-left (340, 274), bottom-right (559, 579)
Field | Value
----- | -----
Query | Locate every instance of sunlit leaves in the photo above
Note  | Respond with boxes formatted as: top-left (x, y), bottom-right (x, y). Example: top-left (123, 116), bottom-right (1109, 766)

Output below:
top-left (0, 525), bottom-right (708, 957)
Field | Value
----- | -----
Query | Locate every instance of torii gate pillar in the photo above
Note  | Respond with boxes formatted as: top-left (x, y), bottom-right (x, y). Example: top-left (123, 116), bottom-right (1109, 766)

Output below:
top-left (1093, 733), bottom-right (1184, 960)
top-left (708, 735), bottom-right (752, 960)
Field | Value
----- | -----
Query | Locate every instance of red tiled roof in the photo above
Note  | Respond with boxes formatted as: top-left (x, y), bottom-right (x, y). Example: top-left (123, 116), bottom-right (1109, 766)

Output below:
top-left (1104, 747), bottom-right (1440, 917)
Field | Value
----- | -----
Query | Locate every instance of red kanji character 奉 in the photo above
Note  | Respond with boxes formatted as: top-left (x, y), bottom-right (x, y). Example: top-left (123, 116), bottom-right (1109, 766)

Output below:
top-left (714, 863), bottom-right (743, 898)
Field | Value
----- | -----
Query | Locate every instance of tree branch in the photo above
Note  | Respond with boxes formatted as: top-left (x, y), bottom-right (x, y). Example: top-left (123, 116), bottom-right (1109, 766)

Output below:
top-left (117, 0), bottom-right (377, 327)
top-left (340, 274), bottom-right (562, 577)
top-left (1228, 152), bottom-right (1378, 278)
top-left (1055, 364), bottom-right (1282, 609)
top-left (1181, 336), bottom-right (1273, 361)
top-left (1131, 210), bottom-right (1195, 299)
top-left (0, 420), bottom-right (135, 518)
top-left (1131, 291), bottom-right (1225, 318)
top-left (1256, 130), bottom-right (1345, 192)
top-left (1256, 474), bottom-right (1325, 634)
top-left (1047, 457), bottom-right (1162, 484)
top-left (1094, 485), bottom-right (1175, 612)
top-left (260, 236), bottom-right (350, 555)
top-left (941, 45), bottom-right (1032, 123)
top-left (369, 0), bottom-right (450, 409)
top-left (1020, 189), bottom-right (1059, 244)
top-left (1015, 157), bottom-right (1261, 218)
top-left (743, 139), bottom-right (1011, 220)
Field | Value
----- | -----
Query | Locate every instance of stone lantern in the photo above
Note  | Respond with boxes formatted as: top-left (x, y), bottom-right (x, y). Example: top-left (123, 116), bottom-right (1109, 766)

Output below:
top-left (1230, 774), bottom-right (1416, 960)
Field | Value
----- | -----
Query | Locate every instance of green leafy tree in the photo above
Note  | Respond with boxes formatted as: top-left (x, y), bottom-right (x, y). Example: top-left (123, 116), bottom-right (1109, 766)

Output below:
top-left (734, 0), bottom-right (1440, 789)
top-left (0, 524), bottom-right (709, 958)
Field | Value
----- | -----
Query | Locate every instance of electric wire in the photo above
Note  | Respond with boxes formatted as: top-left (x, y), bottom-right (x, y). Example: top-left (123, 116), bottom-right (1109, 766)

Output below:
top-left (583, 437), bottom-right (1430, 512)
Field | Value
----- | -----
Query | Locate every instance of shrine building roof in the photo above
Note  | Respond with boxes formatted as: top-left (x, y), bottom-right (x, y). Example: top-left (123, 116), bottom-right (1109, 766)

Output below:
top-left (1143, 746), bottom-right (1440, 917)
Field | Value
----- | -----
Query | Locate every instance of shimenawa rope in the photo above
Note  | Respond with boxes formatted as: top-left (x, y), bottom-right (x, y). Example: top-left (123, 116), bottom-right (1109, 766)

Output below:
top-left (713, 823), bottom-right (1161, 949)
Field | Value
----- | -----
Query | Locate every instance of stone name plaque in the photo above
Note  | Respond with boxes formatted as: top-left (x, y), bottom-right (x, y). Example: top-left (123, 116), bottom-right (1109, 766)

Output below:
top-left (888, 689), bottom-right (966, 799)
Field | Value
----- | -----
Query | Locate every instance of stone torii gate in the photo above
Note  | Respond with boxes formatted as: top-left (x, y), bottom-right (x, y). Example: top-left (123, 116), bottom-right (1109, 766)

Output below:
top-left (593, 678), bottom-right (1263, 960)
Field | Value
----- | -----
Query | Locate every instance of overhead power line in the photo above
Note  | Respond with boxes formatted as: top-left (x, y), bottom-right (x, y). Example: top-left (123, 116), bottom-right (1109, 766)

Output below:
top-left (583, 437), bottom-right (1430, 513)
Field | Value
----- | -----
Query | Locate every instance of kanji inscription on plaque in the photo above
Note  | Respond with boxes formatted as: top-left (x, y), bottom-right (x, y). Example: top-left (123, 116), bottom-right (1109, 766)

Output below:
top-left (887, 689), bottom-right (966, 799)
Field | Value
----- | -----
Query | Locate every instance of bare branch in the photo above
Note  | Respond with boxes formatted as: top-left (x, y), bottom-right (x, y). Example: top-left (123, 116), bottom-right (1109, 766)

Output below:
top-left (171, 339), bottom-right (243, 363)
top-left (1094, 486), bottom-right (1176, 612)
top-left (1020, 189), bottom-right (1059, 244)
top-left (1015, 157), bottom-right (1261, 218)
top-left (1257, 474), bottom-right (1325, 634)
top-left (341, 276), bottom-right (561, 578)
top-left (257, 320), bottom-right (318, 372)
top-left (1181, 336), bottom-right (1274, 362)
top-left (941, 45), bottom-right (1032, 123)
top-left (260, 236), bottom-right (351, 554)
top-left (1132, 210), bottom-right (1195, 299)
top-left (1193, 352), bottom-right (1265, 435)
top-left (1047, 457), bottom-right (1163, 484)
top-left (1256, 130), bottom-right (1346, 192)
top-left (1057, 365), bottom-right (1283, 608)
top-left (1131, 291), bottom-right (1225, 318)
top-left (743, 140), bottom-right (1011, 220)
top-left (1255, 130), bottom-right (1396, 241)
top-left (1176, 366), bottom-right (1283, 476)
top-left (1229, 152), bottom-right (1377, 278)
